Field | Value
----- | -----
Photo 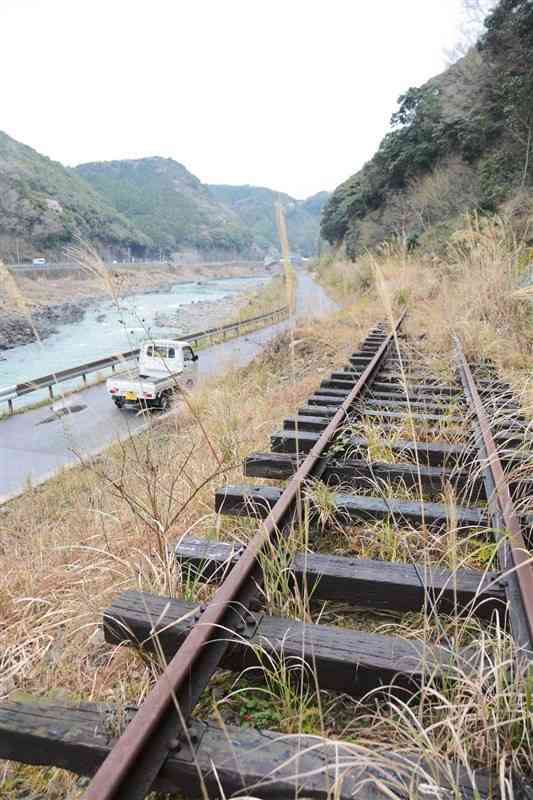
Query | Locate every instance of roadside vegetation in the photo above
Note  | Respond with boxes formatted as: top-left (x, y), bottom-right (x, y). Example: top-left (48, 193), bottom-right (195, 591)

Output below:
top-left (225, 273), bottom-right (286, 322)
top-left (314, 213), bottom-right (533, 370)
top-left (2, 216), bottom-right (533, 798)
top-left (0, 297), bottom-right (359, 798)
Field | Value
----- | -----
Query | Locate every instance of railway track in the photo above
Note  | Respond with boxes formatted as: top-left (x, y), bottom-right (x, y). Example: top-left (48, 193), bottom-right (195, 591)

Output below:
top-left (1, 315), bottom-right (532, 798)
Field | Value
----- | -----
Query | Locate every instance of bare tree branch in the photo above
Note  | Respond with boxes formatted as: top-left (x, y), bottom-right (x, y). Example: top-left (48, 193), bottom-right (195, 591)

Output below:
top-left (445, 0), bottom-right (498, 64)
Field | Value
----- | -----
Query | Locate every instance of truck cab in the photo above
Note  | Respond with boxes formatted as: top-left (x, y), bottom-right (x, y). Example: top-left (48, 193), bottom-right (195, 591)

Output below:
top-left (107, 339), bottom-right (199, 411)
top-left (139, 340), bottom-right (195, 377)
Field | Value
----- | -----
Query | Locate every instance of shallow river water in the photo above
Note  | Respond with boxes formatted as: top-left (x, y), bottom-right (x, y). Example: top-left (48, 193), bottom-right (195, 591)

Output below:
top-left (0, 275), bottom-right (268, 389)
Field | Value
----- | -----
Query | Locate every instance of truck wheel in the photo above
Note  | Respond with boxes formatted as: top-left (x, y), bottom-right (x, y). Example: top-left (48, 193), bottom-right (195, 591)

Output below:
top-left (158, 392), bottom-right (170, 412)
top-left (114, 398), bottom-right (124, 409)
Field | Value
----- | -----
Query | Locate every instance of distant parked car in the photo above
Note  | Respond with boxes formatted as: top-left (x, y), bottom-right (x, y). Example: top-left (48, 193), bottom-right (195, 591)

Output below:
top-left (32, 257), bottom-right (47, 266)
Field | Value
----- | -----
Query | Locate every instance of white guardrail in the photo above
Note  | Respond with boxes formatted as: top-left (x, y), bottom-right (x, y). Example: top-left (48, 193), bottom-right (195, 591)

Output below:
top-left (0, 306), bottom-right (288, 414)
top-left (0, 385), bottom-right (18, 403)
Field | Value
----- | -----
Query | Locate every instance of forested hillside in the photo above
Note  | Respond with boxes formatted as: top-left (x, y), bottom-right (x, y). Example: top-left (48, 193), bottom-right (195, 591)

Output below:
top-left (0, 131), bottom-right (149, 262)
top-left (0, 132), bottom-right (328, 263)
top-left (321, 0), bottom-right (533, 258)
top-left (76, 158), bottom-right (253, 259)
top-left (208, 185), bottom-right (329, 256)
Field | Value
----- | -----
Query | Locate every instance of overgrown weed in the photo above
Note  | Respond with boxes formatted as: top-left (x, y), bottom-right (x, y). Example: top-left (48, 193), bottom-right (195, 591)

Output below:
top-left (4, 220), bottom-right (533, 798)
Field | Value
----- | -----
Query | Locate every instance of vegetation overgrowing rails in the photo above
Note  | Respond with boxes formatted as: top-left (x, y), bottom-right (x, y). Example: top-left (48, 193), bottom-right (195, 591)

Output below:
top-left (3, 2), bottom-right (533, 795)
top-left (2, 214), bottom-right (533, 797)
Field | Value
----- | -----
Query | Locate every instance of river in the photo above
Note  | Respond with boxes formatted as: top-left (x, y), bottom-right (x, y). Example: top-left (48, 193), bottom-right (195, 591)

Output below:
top-left (0, 274), bottom-right (269, 390)
top-left (0, 271), bottom-right (336, 502)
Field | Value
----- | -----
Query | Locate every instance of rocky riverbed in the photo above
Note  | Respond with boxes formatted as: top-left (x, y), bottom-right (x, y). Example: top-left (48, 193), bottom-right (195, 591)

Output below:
top-left (154, 295), bottom-right (253, 332)
top-left (0, 283), bottom-right (177, 351)
top-left (0, 263), bottom-right (275, 351)
top-left (0, 299), bottom-right (88, 351)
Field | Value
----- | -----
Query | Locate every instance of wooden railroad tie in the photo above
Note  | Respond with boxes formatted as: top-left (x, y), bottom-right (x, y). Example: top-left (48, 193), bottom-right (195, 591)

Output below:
top-left (214, 482), bottom-right (487, 530)
top-left (174, 536), bottom-right (506, 619)
top-left (270, 429), bottom-right (471, 466)
top-left (0, 700), bottom-right (498, 800)
top-left (103, 590), bottom-right (453, 694)
top-left (244, 451), bottom-right (486, 499)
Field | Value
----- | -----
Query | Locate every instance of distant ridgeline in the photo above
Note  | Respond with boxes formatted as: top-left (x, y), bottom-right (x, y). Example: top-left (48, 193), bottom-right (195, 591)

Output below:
top-left (207, 185), bottom-right (329, 258)
top-left (76, 158), bottom-right (254, 259)
top-left (321, 0), bottom-right (533, 259)
top-left (0, 131), bottom-right (328, 263)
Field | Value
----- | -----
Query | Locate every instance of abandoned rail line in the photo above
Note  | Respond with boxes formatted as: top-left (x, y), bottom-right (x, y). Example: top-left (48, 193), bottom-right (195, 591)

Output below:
top-left (1, 315), bottom-right (532, 798)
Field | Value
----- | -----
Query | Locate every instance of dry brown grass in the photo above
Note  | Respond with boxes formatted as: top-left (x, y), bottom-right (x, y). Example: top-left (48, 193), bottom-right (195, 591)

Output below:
top-left (318, 214), bottom-right (533, 369)
top-left (3, 219), bottom-right (533, 797)
top-left (0, 302), bottom-right (371, 797)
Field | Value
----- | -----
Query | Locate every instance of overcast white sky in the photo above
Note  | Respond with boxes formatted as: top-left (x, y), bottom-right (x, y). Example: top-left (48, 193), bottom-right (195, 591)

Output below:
top-left (1, 0), bottom-right (468, 198)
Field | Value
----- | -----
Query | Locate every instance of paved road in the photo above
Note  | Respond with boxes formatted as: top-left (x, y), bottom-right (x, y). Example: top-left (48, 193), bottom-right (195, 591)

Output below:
top-left (6, 259), bottom-right (261, 275)
top-left (0, 272), bottom-right (335, 503)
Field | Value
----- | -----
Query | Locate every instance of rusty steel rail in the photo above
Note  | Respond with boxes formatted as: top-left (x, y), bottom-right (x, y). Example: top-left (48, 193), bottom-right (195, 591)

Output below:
top-left (83, 312), bottom-right (406, 800)
top-left (456, 340), bottom-right (533, 652)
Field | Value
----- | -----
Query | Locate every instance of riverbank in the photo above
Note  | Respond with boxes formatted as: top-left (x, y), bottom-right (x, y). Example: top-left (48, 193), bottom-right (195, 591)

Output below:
top-left (0, 274), bottom-right (327, 506)
top-left (0, 261), bottom-right (278, 351)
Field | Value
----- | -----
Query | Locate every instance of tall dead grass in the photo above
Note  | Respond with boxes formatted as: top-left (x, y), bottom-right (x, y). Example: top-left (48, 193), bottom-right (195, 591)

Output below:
top-left (0, 295), bottom-right (365, 797)
top-left (318, 214), bottom-right (533, 370)
top-left (3, 219), bottom-right (533, 798)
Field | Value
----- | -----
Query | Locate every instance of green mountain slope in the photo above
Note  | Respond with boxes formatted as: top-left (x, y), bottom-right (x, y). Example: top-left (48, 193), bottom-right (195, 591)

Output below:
top-left (207, 184), bottom-right (329, 256)
top-left (76, 158), bottom-right (253, 257)
top-left (0, 130), bottom-right (149, 261)
top-left (321, 0), bottom-right (533, 258)
top-left (0, 131), bottom-right (329, 262)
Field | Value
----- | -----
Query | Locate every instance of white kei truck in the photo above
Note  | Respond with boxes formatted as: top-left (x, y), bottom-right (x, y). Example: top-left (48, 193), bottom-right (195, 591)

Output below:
top-left (106, 339), bottom-right (199, 411)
